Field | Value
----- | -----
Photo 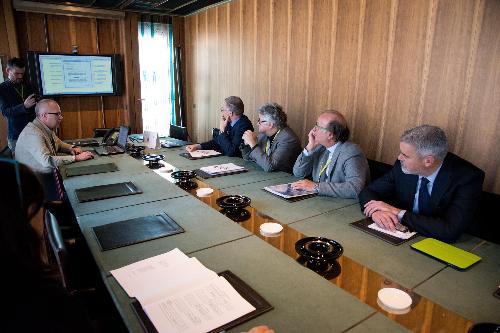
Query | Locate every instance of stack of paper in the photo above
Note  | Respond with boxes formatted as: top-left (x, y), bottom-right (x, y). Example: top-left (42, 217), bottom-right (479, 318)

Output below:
top-left (111, 248), bottom-right (255, 333)
top-left (189, 150), bottom-right (222, 158)
top-left (199, 163), bottom-right (245, 175)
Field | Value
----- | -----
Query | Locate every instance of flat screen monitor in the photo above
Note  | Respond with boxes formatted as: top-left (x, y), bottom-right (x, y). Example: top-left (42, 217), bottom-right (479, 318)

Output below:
top-left (27, 52), bottom-right (122, 96)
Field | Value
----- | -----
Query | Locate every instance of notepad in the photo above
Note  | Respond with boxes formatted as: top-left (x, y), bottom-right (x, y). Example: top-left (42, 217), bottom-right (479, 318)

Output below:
top-left (411, 238), bottom-right (482, 270)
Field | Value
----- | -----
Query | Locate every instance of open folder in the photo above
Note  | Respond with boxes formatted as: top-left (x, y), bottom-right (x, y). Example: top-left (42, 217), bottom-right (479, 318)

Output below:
top-left (111, 248), bottom-right (272, 333)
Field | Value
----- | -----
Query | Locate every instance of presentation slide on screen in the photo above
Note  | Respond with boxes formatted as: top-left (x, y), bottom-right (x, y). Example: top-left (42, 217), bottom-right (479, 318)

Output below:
top-left (39, 55), bottom-right (114, 95)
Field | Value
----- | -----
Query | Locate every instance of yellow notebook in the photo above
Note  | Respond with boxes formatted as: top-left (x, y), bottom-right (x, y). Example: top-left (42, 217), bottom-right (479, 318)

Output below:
top-left (411, 238), bottom-right (481, 270)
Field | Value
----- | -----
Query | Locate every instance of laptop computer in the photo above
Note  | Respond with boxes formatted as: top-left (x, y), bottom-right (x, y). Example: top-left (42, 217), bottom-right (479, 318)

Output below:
top-left (94, 126), bottom-right (129, 156)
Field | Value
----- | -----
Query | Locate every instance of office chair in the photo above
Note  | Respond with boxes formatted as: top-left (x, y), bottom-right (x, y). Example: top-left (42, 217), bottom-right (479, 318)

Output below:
top-left (0, 145), bottom-right (13, 158)
top-left (170, 124), bottom-right (189, 141)
top-left (93, 127), bottom-right (113, 138)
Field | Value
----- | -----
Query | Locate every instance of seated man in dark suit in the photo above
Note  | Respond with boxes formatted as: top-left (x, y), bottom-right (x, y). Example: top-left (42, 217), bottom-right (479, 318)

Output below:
top-left (359, 125), bottom-right (484, 243)
top-left (240, 102), bottom-right (302, 173)
top-left (185, 96), bottom-right (253, 157)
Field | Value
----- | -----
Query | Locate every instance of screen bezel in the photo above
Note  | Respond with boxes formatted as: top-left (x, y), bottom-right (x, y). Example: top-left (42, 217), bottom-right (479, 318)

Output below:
top-left (34, 52), bottom-right (120, 97)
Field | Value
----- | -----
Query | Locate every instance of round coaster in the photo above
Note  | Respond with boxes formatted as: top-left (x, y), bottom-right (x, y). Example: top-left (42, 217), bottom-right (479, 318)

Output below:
top-left (259, 223), bottom-right (283, 237)
top-left (377, 288), bottom-right (412, 313)
top-left (196, 188), bottom-right (214, 197)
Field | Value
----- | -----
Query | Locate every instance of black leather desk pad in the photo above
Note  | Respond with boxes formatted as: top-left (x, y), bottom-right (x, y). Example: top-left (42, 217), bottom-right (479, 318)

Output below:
top-left (65, 162), bottom-right (119, 177)
top-left (195, 168), bottom-right (248, 179)
top-left (131, 270), bottom-right (273, 333)
top-left (75, 181), bottom-right (142, 203)
top-left (93, 212), bottom-right (184, 251)
top-left (179, 152), bottom-right (221, 160)
top-left (350, 218), bottom-right (419, 246)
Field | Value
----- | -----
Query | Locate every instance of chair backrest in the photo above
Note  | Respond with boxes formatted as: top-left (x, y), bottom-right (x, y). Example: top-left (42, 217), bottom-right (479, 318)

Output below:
top-left (93, 128), bottom-right (113, 138)
top-left (44, 210), bottom-right (72, 291)
top-left (0, 145), bottom-right (13, 159)
top-left (170, 124), bottom-right (189, 141)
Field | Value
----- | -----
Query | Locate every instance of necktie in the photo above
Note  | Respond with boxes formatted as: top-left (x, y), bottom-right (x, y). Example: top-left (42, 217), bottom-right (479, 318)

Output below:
top-left (418, 177), bottom-right (431, 215)
top-left (318, 152), bottom-right (332, 181)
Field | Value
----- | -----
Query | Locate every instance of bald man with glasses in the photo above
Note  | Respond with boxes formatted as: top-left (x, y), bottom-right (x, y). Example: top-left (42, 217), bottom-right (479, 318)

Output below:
top-left (292, 110), bottom-right (369, 199)
top-left (15, 99), bottom-right (93, 174)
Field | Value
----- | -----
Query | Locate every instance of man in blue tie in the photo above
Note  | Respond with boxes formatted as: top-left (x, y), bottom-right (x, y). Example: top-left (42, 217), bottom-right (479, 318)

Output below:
top-left (359, 125), bottom-right (484, 243)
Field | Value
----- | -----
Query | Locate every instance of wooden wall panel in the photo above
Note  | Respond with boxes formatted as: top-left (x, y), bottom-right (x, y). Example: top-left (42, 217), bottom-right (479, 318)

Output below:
top-left (185, 0), bottom-right (500, 193)
top-left (286, 0), bottom-right (310, 140)
top-left (462, 0), bottom-right (500, 192)
top-left (254, 0), bottom-right (271, 111)
top-left (379, 0), bottom-right (431, 162)
top-left (240, 0), bottom-right (257, 124)
top-left (352, 0), bottom-right (391, 154)
top-left (330, 0), bottom-right (362, 126)
top-left (304, 0), bottom-right (336, 143)
top-left (269, 0), bottom-right (289, 110)
top-left (421, 0), bottom-right (476, 148)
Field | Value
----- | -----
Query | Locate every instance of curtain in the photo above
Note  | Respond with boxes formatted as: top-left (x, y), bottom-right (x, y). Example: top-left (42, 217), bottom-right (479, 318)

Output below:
top-left (138, 20), bottom-right (175, 136)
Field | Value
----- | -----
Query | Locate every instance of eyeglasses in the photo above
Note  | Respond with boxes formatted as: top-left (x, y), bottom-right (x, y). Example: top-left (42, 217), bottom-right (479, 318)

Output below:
top-left (46, 112), bottom-right (63, 117)
top-left (314, 123), bottom-right (330, 132)
top-left (257, 119), bottom-right (268, 124)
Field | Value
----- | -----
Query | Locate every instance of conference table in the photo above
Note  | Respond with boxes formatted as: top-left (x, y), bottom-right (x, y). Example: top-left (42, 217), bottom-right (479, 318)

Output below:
top-left (61, 145), bottom-right (500, 333)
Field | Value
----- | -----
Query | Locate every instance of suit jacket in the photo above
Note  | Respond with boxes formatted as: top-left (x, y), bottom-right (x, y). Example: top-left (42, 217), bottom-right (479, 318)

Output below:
top-left (0, 80), bottom-right (35, 140)
top-left (241, 126), bottom-right (302, 173)
top-left (293, 141), bottom-right (369, 199)
top-left (358, 153), bottom-right (485, 243)
top-left (200, 114), bottom-right (254, 157)
top-left (15, 118), bottom-right (75, 174)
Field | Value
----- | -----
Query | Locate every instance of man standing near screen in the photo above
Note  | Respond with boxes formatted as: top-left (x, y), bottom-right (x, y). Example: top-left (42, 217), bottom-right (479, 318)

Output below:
top-left (0, 58), bottom-right (37, 153)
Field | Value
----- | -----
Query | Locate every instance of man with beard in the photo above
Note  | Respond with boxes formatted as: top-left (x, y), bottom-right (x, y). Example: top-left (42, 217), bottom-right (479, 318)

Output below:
top-left (0, 58), bottom-right (37, 152)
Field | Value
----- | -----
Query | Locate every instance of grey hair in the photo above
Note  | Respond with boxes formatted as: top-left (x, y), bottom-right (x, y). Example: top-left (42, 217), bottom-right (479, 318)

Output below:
top-left (35, 99), bottom-right (56, 117)
top-left (400, 125), bottom-right (448, 160)
top-left (224, 96), bottom-right (244, 116)
top-left (258, 103), bottom-right (287, 129)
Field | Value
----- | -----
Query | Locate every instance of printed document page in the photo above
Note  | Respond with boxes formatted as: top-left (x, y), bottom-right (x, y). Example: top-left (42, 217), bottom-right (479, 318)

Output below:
top-left (143, 276), bottom-right (255, 333)
top-left (200, 163), bottom-right (245, 175)
top-left (110, 248), bottom-right (189, 297)
top-left (368, 223), bottom-right (417, 239)
top-left (189, 150), bottom-right (221, 158)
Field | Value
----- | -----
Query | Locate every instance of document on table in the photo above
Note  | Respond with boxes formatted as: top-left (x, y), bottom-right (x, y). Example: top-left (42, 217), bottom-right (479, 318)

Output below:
top-left (368, 223), bottom-right (417, 240)
top-left (189, 150), bottom-right (221, 158)
top-left (199, 163), bottom-right (245, 175)
top-left (110, 248), bottom-right (190, 297)
top-left (111, 248), bottom-right (256, 333)
top-left (143, 276), bottom-right (255, 333)
top-left (264, 183), bottom-right (316, 199)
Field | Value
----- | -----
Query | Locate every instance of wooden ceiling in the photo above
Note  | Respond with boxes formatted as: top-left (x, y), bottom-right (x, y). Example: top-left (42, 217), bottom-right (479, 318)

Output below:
top-left (26, 0), bottom-right (227, 16)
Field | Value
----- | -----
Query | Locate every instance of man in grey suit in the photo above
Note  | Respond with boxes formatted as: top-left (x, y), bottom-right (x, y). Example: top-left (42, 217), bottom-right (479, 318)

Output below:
top-left (292, 110), bottom-right (369, 199)
top-left (15, 99), bottom-right (94, 174)
top-left (240, 103), bottom-right (302, 173)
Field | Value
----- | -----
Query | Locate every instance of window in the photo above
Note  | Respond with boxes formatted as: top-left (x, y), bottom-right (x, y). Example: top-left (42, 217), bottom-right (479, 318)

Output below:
top-left (138, 20), bottom-right (176, 136)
